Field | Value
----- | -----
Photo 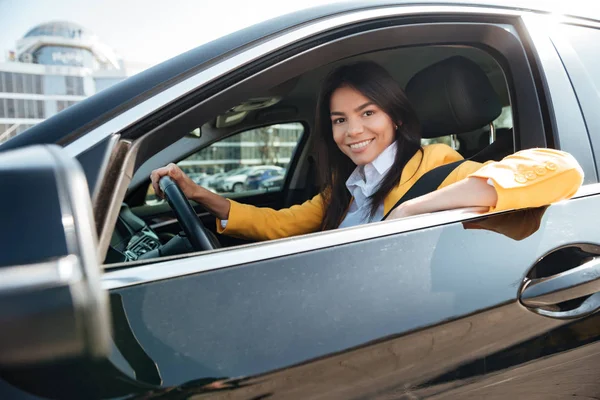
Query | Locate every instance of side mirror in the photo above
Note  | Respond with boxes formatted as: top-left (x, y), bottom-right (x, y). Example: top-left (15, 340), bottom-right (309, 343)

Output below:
top-left (0, 145), bottom-right (110, 366)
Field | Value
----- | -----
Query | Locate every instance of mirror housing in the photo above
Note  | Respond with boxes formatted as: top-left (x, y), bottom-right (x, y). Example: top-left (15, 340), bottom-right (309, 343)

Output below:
top-left (0, 145), bottom-right (110, 366)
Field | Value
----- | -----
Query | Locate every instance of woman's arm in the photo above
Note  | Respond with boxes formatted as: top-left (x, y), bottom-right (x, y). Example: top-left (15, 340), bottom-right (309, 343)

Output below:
top-left (388, 177), bottom-right (495, 219)
top-left (388, 148), bottom-right (584, 220)
top-left (150, 163), bottom-right (324, 241)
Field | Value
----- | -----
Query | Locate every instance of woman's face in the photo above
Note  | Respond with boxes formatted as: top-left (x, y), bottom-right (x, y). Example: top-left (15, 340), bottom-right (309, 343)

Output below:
top-left (330, 85), bottom-right (396, 166)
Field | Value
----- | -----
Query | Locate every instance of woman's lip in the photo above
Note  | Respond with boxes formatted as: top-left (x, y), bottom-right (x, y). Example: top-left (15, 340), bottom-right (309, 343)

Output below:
top-left (348, 138), bottom-right (374, 152)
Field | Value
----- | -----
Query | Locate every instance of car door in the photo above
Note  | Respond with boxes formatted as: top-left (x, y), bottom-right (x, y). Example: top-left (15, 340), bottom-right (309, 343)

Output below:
top-left (97, 193), bottom-right (600, 399)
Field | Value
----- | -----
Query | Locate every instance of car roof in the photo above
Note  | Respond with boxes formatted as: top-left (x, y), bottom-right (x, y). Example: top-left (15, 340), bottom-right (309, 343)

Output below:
top-left (1, 0), bottom-right (597, 152)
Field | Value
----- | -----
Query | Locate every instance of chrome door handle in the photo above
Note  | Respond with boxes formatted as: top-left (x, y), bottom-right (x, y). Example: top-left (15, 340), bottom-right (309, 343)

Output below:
top-left (521, 257), bottom-right (600, 307)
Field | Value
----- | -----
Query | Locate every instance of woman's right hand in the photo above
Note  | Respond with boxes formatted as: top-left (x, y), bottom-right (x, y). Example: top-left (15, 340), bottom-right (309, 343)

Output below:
top-left (150, 163), bottom-right (231, 220)
top-left (150, 163), bottom-right (200, 200)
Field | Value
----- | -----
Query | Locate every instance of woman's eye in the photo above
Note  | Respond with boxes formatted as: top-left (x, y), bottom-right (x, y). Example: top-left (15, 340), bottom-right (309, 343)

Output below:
top-left (332, 118), bottom-right (345, 125)
top-left (363, 110), bottom-right (375, 117)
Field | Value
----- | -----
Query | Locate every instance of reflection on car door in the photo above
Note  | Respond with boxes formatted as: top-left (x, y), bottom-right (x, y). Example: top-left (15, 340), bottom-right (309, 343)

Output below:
top-left (101, 191), bottom-right (600, 399)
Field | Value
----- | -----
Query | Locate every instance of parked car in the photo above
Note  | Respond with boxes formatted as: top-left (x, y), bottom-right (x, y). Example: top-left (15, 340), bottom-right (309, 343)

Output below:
top-left (2, 2), bottom-right (600, 399)
top-left (202, 171), bottom-right (226, 189)
top-left (245, 166), bottom-right (284, 190)
top-left (187, 172), bottom-right (208, 185)
top-left (259, 174), bottom-right (285, 191)
top-left (212, 167), bottom-right (249, 192)
top-left (215, 165), bottom-right (283, 192)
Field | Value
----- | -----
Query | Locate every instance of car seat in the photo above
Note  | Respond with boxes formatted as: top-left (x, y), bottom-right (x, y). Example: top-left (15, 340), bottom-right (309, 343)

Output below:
top-left (405, 55), bottom-right (515, 162)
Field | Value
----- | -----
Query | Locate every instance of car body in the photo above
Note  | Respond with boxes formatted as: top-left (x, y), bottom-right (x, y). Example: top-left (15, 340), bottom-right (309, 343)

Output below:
top-left (212, 167), bottom-right (249, 192)
top-left (202, 171), bottom-right (226, 189)
top-left (259, 174), bottom-right (285, 191)
top-left (187, 172), bottom-right (208, 185)
top-left (214, 165), bottom-right (283, 192)
top-left (2, 1), bottom-right (600, 399)
top-left (245, 166), bottom-right (284, 190)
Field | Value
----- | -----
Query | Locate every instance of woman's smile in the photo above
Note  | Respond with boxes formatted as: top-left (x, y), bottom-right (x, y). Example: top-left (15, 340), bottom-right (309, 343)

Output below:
top-left (348, 138), bottom-right (375, 152)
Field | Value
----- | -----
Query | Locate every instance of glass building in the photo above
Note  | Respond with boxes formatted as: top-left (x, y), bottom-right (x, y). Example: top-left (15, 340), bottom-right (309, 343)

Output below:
top-left (0, 21), bottom-right (129, 143)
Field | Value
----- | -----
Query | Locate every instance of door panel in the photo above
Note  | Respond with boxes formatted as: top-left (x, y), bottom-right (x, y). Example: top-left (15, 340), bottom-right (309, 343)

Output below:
top-left (97, 193), bottom-right (600, 398)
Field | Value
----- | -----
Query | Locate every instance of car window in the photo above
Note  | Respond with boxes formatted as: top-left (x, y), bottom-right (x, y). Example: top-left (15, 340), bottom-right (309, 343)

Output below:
top-left (145, 122), bottom-right (304, 204)
top-left (421, 106), bottom-right (513, 156)
top-left (552, 23), bottom-right (600, 180)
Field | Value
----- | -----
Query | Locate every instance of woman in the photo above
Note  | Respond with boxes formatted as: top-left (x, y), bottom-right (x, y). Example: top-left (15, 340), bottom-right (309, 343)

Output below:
top-left (150, 62), bottom-right (584, 241)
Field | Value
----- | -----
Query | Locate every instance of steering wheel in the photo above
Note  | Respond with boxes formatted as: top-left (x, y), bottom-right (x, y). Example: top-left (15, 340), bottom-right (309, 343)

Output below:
top-left (159, 176), bottom-right (220, 251)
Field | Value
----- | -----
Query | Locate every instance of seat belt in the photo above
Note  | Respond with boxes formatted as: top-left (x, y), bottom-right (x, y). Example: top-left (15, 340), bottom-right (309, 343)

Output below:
top-left (382, 159), bottom-right (466, 220)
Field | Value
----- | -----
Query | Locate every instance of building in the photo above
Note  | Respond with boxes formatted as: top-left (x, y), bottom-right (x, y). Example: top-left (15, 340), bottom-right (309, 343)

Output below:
top-left (0, 21), bottom-right (129, 143)
top-left (178, 122), bottom-right (305, 174)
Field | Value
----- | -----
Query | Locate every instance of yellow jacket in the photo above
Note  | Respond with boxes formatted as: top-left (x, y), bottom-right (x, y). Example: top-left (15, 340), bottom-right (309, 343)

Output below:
top-left (217, 144), bottom-right (584, 241)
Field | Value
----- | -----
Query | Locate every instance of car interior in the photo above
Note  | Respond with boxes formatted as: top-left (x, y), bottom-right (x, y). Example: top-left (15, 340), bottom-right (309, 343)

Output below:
top-left (104, 44), bottom-right (515, 267)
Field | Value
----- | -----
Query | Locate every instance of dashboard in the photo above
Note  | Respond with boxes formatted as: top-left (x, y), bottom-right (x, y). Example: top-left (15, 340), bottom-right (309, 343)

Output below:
top-left (105, 204), bottom-right (161, 263)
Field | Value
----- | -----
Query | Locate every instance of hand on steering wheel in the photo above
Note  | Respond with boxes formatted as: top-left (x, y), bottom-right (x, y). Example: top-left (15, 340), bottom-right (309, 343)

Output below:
top-left (158, 176), bottom-right (220, 251)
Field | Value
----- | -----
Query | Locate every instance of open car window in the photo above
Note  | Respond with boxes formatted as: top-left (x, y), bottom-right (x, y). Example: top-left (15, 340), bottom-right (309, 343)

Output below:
top-left (112, 39), bottom-right (521, 266)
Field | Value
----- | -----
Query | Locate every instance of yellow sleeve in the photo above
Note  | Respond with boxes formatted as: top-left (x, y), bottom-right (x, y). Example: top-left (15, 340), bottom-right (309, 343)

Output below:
top-left (439, 148), bottom-right (584, 212)
top-left (215, 193), bottom-right (325, 241)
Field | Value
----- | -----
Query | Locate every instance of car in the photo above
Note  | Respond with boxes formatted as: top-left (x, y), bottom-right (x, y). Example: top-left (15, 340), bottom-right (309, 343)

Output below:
top-left (213, 167), bottom-right (251, 192)
top-left (214, 165), bottom-right (283, 193)
top-left (245, 166), bottom-right (284, 190)
top-left (187, 172), bottom-right (208, 185)
top-left (201, 171), bottom-right (226, 189)
top-left (259, 174), bottom-right (285, 191)
top-left (2, 2), bottom-right (600, 399)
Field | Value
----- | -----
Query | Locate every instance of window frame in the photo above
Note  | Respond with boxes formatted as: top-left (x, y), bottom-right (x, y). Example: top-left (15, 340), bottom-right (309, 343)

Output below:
top-left (71, 8), bottom-right (551, 258)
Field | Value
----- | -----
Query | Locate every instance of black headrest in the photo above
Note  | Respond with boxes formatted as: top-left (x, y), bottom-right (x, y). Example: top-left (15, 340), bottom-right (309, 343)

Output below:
top-left (405, 56), bottom-right (502, 139)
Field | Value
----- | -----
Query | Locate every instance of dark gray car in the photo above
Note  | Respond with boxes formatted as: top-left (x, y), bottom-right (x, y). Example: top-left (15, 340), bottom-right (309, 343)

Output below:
top-left (2, 1), bottom-right (600, 399)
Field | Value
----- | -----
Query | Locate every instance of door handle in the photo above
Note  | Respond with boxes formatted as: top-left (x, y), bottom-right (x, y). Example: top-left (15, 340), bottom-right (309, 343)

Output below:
top-left (520, 257), bottom-right (600, 319)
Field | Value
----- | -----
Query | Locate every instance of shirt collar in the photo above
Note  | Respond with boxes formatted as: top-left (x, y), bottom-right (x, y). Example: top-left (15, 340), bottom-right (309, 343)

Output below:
top-left (345, 142), bottom-right (398, 190)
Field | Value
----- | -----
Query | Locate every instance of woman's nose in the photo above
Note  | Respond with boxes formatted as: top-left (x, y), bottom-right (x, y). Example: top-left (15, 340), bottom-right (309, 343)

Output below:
top-left (346, 119), bottom-right (364, 136)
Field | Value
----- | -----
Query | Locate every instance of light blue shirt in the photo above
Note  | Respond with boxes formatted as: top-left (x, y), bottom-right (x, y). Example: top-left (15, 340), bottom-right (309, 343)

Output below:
top-left (338, 142), bottom-right (398, 228)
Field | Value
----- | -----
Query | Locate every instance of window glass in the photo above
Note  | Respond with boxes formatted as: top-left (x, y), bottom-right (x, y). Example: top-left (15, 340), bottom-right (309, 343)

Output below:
top-left (36, 100), bottom-right (45, 118)
top-left (24, 74), bottom-right (33, 94)
top-left (421, 106), bottom-right (513, 157)
top-left (25, 100), bottom-right (35, 118)
top-left (34, 75), bottom-right (43, 94)
top-left (555, 23), bottom-right (600, 177)
top-left (15, 74), bottom-right (23, 93)
top-left (16, 99), bottom-right (25, 118)
top-left (6, 99), bottom-right (15, 118)
top-left (5, 73), bottom-right (13, 93)
top-left (44, 75), bottom-right (66, 95)
top-left (146, 122), bottom-right (304, 205)
top-left (65, 76), bottom-right (84, 95)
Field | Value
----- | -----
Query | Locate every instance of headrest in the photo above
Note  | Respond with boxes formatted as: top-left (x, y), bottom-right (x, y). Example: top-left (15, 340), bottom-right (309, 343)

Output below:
top-left (405, 56), bottom-right (502, 139)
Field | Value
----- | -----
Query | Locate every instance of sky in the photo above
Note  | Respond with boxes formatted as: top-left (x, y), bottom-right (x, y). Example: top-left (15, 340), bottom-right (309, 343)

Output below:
top-left (0, 0), bottom-right (340, 70)
top-left (2, 0), bottom-right (599, 73)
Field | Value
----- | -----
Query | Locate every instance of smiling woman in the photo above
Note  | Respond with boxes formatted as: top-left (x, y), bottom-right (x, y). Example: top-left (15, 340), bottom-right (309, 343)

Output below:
top-left (150, 60), bottom-right (584, 240)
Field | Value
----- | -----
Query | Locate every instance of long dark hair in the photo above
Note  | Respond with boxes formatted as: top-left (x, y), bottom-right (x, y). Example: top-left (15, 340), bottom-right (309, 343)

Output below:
top-left (316, 61), bottom-right (423, 231)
